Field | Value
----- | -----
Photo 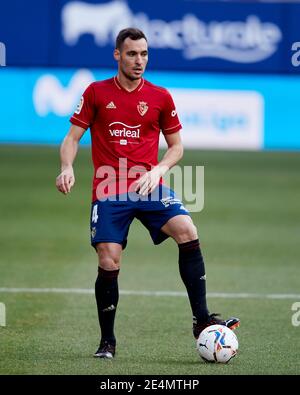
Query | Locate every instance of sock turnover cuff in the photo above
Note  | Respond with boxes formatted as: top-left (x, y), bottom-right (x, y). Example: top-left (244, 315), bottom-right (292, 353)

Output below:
top-left (178, 239), bottom-right (200, 252)
top-left (98, 267), bottom-right (120, 279)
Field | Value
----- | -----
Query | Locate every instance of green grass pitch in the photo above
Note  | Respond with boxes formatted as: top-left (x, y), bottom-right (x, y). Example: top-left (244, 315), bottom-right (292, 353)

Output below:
top-left (0, 145), bottom-right (299, 375)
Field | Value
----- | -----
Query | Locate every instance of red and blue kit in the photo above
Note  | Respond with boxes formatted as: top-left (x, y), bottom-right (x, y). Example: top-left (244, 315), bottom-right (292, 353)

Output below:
top-left (70, 77), bottom-right (182, 200)
top-left (70, 77), bottom-right (189, 248)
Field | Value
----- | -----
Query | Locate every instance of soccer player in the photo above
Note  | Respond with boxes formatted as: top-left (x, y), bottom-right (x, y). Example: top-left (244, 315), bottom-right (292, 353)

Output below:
top-left (56, 28), bottom-right (240, 359)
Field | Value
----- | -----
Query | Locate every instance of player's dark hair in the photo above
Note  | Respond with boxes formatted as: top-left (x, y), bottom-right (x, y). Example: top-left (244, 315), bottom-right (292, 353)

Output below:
top-left (115, 28), bottom-right (147, 50)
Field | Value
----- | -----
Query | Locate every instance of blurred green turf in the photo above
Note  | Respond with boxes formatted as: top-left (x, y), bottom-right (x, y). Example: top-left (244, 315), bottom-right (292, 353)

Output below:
top-left (0, 145), bottom-right (299, 374)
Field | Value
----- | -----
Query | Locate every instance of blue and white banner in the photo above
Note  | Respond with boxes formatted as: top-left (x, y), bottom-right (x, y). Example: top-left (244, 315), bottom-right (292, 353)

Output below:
top-left (0, 68), bottom-right (299, 150)
top-left (0, 0), bottom-right (300, 73)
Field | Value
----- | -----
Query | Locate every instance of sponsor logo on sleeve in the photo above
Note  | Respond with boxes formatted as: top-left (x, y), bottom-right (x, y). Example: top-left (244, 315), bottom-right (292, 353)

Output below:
top-left (75, 96), bottom-right (84, 114)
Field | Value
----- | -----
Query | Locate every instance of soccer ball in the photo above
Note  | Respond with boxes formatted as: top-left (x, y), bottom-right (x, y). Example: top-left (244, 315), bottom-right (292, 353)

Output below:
top-left (196, 324), bottom-right (238, 363)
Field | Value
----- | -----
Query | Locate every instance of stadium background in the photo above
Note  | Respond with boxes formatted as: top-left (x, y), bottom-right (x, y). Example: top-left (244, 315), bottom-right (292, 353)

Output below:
top-left (0, 0), bottom-right (299, 375)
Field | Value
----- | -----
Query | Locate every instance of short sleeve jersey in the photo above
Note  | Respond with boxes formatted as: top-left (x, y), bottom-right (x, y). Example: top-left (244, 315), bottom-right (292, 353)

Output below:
top-left (70, 77), bottom-right (182, 201)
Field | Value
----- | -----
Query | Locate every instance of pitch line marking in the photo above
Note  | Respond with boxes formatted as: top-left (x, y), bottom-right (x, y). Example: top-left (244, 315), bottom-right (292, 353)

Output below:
top-left (0, 288), bottom-right (299, 300)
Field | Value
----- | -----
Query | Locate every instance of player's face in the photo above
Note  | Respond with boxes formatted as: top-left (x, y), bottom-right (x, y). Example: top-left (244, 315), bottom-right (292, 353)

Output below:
top-left (115, 38), bottom-right (148, 81)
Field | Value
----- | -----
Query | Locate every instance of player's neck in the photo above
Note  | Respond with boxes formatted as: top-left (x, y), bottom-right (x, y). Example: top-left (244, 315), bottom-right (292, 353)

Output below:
top-left (116, 73), bottom-right (142, 92)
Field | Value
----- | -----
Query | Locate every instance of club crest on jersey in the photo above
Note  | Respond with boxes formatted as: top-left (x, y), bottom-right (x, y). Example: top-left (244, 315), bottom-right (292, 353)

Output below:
top-left (137, 101), bottom-right (148, 116)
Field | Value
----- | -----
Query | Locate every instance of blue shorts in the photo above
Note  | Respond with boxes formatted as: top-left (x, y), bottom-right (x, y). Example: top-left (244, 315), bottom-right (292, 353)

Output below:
top-left (90, 184), bottom-right (190, 249)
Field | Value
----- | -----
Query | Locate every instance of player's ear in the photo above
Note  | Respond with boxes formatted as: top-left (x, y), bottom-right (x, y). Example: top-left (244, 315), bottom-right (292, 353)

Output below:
top-left (114, 49), bottom-right (120, 61)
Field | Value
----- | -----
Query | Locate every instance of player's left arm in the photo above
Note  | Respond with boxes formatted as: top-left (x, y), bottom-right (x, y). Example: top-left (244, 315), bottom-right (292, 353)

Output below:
top-left (135, 131), bottom-right (183, 196)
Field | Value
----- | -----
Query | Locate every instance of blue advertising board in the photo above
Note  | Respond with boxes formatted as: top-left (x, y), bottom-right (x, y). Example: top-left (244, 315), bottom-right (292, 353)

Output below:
top-left (0, 0), bottom-right (300, 73)
top-left (0, 67), bottom-right (299, 150)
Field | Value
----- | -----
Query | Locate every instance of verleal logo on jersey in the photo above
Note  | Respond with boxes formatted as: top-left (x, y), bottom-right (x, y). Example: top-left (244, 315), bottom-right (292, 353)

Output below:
top-left (109, 122), bottom-right (141, 145)
top-left (75, 96), bottom-right (84, 114)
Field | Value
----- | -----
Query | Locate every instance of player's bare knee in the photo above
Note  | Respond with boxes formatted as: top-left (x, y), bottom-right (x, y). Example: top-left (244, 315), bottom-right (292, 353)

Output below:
top-left (98, 255), bottom-right (120, 271)
top-left (96, 245), bottom-right (121, 271)
top-left (175, 224), bottom-right (198, 243)
top-left (98, 259), bottom-right (120, 271)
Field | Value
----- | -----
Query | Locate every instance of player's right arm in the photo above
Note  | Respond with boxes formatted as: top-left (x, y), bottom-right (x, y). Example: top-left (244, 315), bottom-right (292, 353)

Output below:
top-left (56, 83), bottom-right (95, 194)
top-left (56, 125), bottom-right (86, 194)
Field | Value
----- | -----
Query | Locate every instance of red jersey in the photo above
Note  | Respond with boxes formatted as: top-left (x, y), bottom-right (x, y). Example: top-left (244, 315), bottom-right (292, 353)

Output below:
top-left (70, 77), bottom-right (182, 201)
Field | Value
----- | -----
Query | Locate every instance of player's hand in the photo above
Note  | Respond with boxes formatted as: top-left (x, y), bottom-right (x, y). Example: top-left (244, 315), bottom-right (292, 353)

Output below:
top-left (56, 167), bottom-right (75, 195)
top-left (135, 165), bottom-right (168, 196)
